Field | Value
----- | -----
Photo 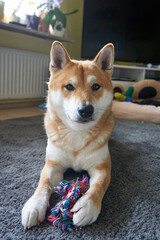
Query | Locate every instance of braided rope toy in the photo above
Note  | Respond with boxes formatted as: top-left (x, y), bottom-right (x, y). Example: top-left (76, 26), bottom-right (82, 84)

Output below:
top-left (47, 176), bottom-right (89, 231)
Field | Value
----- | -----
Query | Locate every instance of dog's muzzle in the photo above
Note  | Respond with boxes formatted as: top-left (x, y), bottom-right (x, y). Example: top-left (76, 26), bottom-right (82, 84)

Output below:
top-left (77, 104), bottom-right (94, 123)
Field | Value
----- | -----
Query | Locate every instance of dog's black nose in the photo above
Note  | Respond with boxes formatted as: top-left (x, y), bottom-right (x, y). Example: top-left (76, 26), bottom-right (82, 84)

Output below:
top-left (78, 104), bottom-right (94, 119)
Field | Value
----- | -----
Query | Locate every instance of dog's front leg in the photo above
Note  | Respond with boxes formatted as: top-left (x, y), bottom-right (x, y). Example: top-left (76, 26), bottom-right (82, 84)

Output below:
top-left (71, 154), bottom-right (111, 227)
top-left (22, 157), bottom-right (64, 229)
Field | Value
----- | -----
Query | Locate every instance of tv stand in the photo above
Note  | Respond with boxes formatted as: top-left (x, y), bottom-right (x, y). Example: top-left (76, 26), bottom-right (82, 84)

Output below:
top-left (112, 64), bottom-right (160, 88)
top-left (112, 77), bottom-right (136, 82)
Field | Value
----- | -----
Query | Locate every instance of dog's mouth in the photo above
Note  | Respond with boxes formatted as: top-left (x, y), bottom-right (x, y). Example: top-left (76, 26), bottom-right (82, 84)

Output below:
top-left (67, 115), bottom-right (94, 124)
top-left (66, 104), bottom-right (96, 125)
top-left (76, 117), bottom-right (94, 124)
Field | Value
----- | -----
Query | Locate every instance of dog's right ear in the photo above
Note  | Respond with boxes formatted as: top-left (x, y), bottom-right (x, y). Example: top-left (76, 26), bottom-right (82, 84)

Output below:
top-left (50, 41), bottom-right (71, 70)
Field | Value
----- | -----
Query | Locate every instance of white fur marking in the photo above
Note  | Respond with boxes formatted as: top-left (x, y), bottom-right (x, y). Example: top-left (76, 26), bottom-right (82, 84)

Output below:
top-left (49, 89), bottom-right (112, 131)
top-left (94, 90), bottom-right (112, 121)
top-left (87, 75), bottom-right (96, 83)
top-left (70, 76), bottom-right (78, 85)
top-left (71, 193), bottom-right (100, 226)
top-left (22, 193), bottom-right (48, 229)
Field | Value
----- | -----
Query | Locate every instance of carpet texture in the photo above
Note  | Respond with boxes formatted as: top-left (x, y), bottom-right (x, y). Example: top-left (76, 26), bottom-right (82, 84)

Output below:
top-left (0, 116), bottom-right (160, 240)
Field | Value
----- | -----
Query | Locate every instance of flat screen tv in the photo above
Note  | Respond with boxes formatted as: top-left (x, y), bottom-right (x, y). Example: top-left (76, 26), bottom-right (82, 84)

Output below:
top-left (81, 0), bottom-right (160, 65)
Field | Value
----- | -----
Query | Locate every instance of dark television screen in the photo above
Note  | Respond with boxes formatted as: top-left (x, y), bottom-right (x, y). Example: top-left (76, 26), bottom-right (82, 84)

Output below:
top-left (82, 0), bottom-right (160, 65)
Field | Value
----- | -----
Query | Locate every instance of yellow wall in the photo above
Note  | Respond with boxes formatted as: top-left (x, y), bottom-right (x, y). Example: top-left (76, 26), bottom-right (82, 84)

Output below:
top-left (61, 0), bottom-right (84, 60)
top-left (0, 29), bottom-right (53, 54)
top-left (0, 0), bottom-right (83, 59)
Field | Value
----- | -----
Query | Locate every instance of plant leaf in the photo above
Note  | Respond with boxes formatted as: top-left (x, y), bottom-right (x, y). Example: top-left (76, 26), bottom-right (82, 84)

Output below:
top-left (54, 8), bottom-right (66, 28)
top-left (64, 9), bottom-right (78, 16)
top-left (44, 9), bottom-right (55, 24)
top-left (60, 14), bottom-right (66, 28)
top-left (37, 3), bottom-right (47, 9)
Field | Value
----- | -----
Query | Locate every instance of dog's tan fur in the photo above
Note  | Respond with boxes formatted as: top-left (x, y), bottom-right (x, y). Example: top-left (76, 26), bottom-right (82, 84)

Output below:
top-left (22, 41), bottom-right (114, 229)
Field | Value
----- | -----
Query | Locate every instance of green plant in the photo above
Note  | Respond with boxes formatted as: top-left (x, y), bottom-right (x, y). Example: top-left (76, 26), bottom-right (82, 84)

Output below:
top-left (38, 1), bottom-right (78, 31)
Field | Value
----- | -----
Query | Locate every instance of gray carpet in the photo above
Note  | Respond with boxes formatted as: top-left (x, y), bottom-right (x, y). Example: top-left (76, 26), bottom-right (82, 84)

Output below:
top-left (0, 116), bottom-right (160, 240)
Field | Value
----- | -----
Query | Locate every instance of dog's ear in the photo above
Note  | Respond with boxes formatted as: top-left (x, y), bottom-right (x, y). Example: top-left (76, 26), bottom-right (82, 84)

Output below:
top-left (94, 43), bottom-right (114, 72)
top-left (50, 41), bottom-right (71, 70)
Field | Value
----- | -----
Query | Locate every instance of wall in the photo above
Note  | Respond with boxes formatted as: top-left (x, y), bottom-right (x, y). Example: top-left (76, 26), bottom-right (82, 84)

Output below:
top-left (0, 0), bottom-right (83, 59)
top-left (0, 29), bottom-right (53, 54)
top-left (61, 0), bottom-right (84, 60)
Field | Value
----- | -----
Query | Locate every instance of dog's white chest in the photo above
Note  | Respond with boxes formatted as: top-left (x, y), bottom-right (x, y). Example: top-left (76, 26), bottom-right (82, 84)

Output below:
top-left (47, 127), bottom-right (109, 173)
top-left (66, 131), bottom-right (90, 151)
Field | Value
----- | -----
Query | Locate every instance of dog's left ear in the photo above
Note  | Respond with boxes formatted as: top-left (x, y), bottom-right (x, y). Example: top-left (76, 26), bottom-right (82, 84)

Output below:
top-left (50, 41), bottom-right (71, 70)
top-left (94, 43), bottom-right (114, 72)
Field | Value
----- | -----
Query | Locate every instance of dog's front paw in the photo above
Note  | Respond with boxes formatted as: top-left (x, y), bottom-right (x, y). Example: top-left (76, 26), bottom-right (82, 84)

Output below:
top-left (21, 196), bottom-right (48, 229)
top-left (71, 193), bottom-right (101, 227)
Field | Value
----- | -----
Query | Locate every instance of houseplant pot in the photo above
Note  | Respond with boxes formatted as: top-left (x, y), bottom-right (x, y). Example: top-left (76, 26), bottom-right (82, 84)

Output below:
top-left (26, 14), bottom-right (40, 30)
top-left (49, 21), bottom-right (66, 37)
top-left (38, 2), bottom-right (78, 37)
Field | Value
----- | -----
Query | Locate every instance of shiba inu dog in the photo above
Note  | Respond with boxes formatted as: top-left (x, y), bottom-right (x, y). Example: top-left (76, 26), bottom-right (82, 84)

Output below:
top-left (22, 41), bottom-right (114, 229)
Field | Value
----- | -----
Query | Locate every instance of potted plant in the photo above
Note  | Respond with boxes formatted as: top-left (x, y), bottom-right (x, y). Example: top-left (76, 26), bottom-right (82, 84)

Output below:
top-left (38, 0), bottom-right (78, 36)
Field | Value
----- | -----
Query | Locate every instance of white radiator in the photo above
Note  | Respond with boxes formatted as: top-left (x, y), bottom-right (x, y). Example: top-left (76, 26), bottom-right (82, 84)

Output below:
top-left (0, 47), bottom-right (50, 100)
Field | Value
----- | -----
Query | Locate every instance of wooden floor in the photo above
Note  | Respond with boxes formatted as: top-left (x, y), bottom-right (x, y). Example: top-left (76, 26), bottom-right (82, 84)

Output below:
top-left (0, 107), bottom-right (44, 120)
top-left (1, 102), bottom-right (159, 124)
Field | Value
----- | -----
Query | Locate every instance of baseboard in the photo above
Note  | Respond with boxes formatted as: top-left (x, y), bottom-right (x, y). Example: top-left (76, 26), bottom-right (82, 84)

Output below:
top-left (0, 98), bottom-right (45, 109)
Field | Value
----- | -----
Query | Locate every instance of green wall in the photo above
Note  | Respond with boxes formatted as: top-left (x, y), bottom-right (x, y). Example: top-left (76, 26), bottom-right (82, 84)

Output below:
top-left (0, 0), bottom-right (83, 59)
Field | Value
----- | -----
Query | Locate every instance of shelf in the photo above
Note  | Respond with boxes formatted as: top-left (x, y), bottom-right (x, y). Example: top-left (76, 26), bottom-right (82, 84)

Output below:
top-left (112, 64), bottom-right (160, 83)
top-left (114, 64), bottom-right (160, 71)
top-left (112, 77), bottom-right (136, 82)
top-left (0, 21), bottom-right (74, 43)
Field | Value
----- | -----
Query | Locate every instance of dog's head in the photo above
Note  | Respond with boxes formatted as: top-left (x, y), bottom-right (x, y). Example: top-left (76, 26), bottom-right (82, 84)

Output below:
top-left (48, 41), bottom-right (114, 131)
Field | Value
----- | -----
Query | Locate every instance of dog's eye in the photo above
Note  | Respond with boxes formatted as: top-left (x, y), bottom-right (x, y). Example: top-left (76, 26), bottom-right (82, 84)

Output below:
top-left (91, 83), bottom-right (101, 91)
top-left (65, 84), bottom-right (75, 91)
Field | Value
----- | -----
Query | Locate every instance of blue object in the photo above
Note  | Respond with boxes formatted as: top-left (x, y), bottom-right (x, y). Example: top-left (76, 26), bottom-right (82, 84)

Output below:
top-left (38, 103), bottom-right (47, 109)
top-left (125, 96), bottom-right (132, 102)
